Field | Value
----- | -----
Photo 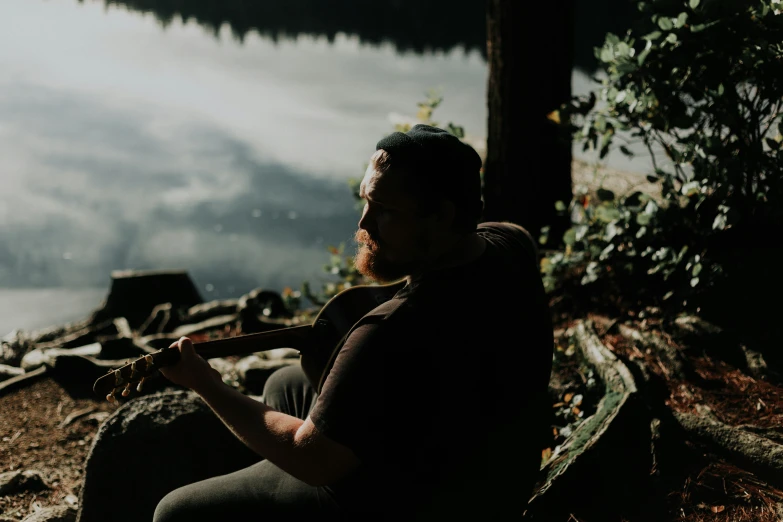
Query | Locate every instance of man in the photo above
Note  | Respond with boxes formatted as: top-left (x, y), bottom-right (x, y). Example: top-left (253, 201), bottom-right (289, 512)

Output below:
top-left (154, 124), bottom-right (554, 521)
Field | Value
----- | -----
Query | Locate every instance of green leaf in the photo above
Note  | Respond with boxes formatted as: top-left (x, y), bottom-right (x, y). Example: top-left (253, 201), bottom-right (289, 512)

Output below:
top-left (675, 12), bottom-right (688, 28)
top-left (765, 137), bottom-right (781, 150)
top-left (636, 213), bottom-right (652, 226)
top-left (555, 200), bottom-right (567, 212)
top-left (636, 226), bottom-right (648, 238)
top-left (658, 17), bottom-right (673, 31)
top-left (643, 31), bottom-right (662, 41)
top-left (712, 214), bottom-right (727, 230)
top-left (620, 145), bottom-right (635, 157)
top-left (638, 47), bottom-right (652, 66)
top-left (692, 263), bottom-right (702, 277)
top-left (595, 206), bottom-right (623, 222)
top-left (690, 23), bottom-right (706, 32)
top-left (563, 228), bottom-right (577, 246)
top-left (600, 47), bottom-right (614, 62)
top-left (689, 0), bottom-right (700, 9)
top-left (690, 277), bottom-right (700, 287)
top-left (717, 83), bottom-right (725, 96)
top-left (665, 33), bottom-right (678, 44)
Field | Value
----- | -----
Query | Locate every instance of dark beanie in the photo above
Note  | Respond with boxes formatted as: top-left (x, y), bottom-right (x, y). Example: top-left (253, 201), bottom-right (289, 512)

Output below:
top-left (375, 124), bottom-right (483, 221)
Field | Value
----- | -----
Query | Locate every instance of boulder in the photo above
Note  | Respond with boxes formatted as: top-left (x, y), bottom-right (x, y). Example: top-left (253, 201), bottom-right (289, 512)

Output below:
top-left (76, 391), bottom-right (259, 522)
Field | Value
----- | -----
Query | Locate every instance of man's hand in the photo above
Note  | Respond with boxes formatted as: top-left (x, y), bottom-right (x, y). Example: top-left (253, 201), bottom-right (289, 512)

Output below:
top-left (158, 337), bottom-right (223, 395)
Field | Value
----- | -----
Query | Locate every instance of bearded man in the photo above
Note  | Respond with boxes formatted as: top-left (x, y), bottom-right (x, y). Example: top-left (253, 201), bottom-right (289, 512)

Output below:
top-left (154, 124), bottom-right (554, 521)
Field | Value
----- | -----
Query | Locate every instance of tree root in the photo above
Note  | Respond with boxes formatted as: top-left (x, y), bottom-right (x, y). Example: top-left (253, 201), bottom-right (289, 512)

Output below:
top-left (672, 403), bottom-right (783, 489)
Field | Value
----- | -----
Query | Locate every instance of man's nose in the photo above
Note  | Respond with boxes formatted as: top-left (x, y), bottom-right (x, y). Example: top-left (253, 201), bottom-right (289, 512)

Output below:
top-left (358, 204), bottom-right (373, 232)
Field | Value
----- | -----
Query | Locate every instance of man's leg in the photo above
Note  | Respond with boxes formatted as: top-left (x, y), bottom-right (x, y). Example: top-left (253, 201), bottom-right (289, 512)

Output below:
top-left (153, 365), bottom-right (336, 522)
top-left (261, 364), bottom-right (319, 420)
top-left (153, 459), bottom-right (342, 522)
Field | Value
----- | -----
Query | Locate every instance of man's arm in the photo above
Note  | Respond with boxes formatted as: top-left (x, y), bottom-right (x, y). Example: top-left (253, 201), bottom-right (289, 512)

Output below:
top-left (160, 337), bottom-right (361, 487)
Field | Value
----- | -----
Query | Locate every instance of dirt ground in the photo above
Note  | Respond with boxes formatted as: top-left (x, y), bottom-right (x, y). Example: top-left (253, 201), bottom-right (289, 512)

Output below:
top-left (0, 378), bottom-right (119, 520)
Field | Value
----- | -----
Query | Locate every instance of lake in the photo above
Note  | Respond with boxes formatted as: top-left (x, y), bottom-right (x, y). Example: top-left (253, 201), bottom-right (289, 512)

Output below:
top-left (0, 0), bottom-right (645, 336)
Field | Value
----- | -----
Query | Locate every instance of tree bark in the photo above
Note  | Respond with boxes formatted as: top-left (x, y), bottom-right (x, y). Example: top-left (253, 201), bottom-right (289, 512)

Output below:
top-left (483, 0), bottom-right (574, 246)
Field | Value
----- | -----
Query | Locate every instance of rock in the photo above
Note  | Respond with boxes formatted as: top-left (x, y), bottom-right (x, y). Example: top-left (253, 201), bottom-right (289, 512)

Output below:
top-left (235, 355), bottom-right (300, 394)
top-left (76, 391), bottom-right (259, 522)
top-left (1, 329), bottom-right (34, 366)
top-left (21, 505), bottom-right (76, 522)
top-left (237, 288), bottom-right (291, 320)
top-left (21, 344), bottom-right (102, 372)
top-left (89, 270), bottom-right (203, 330)
top-left (0, 470), bottom-right (49, 495)
top-left (0, 363), bottom-right (25, 382)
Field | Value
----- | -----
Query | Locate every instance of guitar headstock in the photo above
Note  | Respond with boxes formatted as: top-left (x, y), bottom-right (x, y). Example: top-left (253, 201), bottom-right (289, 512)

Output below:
top-left (93, 347), bottom-right (180, 402)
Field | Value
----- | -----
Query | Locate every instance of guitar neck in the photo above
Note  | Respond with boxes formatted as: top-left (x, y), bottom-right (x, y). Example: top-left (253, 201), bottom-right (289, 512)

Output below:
top-left (192, 325), bottom-right (313, 360)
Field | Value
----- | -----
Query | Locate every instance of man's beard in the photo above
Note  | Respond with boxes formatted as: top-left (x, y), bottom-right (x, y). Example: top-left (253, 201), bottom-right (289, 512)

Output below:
top-left (354, 229), bottom-right (419, 283)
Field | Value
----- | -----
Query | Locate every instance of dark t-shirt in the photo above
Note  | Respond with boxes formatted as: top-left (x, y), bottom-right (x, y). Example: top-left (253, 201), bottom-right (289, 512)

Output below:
top-left (309, 222), bottom-right (554, 520)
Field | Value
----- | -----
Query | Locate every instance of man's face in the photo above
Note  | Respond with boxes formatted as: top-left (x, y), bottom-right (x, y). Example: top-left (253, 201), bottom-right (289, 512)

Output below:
top-left (354, 164), bottom-right (440, 283)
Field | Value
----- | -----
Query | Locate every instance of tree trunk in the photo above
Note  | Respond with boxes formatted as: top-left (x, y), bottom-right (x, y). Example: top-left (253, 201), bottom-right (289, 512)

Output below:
top-left (483, 0), bottom-right (574, 247)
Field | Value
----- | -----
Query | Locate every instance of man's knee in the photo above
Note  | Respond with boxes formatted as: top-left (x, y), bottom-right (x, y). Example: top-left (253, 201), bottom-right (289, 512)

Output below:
top-left (262, 364), bottom-right (318, 419)
top-left (263, 365), bottom-right (308, 395)
top-left (153, 488), bottom-right (193, 522)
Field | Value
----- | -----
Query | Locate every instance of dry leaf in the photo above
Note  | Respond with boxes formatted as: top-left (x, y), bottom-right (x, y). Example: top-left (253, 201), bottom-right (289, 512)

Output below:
top-left (541, 448), bottom-right (552, 461)
top-left (564, 393), bottom-right (574, 403)
top-left (711, 505), bottom-right (725, 513)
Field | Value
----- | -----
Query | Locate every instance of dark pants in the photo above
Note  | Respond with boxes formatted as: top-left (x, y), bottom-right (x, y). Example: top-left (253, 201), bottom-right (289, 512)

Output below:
top-left (152, 365), bottom-right (345, 522)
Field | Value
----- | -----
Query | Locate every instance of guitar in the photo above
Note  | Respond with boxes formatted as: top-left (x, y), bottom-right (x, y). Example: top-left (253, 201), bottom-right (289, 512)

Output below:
top-left (93, 280), bottom-right (405, 401)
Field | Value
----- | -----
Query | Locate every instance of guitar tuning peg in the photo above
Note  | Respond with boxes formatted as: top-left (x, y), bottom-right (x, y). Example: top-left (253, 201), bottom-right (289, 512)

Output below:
top-left (136, 377), bottom-right (146, 393)
top-left (130, 361), bottom-right (137, 379)
top-left (144, 355), bottom-right (154, 369)
top-left (121, 382), bottom-right (132, 397)
top-left (106, 389), bottom-right (117, 403)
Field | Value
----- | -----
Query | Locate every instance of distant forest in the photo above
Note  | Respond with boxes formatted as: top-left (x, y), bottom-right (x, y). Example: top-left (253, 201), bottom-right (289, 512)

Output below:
top-left (92, 0), bottom-right (640, 72)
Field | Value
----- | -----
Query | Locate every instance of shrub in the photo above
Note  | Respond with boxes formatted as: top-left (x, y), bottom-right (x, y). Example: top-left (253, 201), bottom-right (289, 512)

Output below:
top-left (547, 0), bottom-right (783, 327)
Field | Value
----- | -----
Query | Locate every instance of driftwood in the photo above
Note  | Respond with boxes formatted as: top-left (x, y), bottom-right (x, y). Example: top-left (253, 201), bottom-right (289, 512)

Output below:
top-left (673, 404), bottom-right (783, 488)
top-left (0, 366), bottom-right (48, 398)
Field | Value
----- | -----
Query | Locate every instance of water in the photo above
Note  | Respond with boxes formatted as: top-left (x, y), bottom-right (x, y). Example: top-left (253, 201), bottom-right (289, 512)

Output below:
top-left (0, 0), bottom-right (646, 335)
